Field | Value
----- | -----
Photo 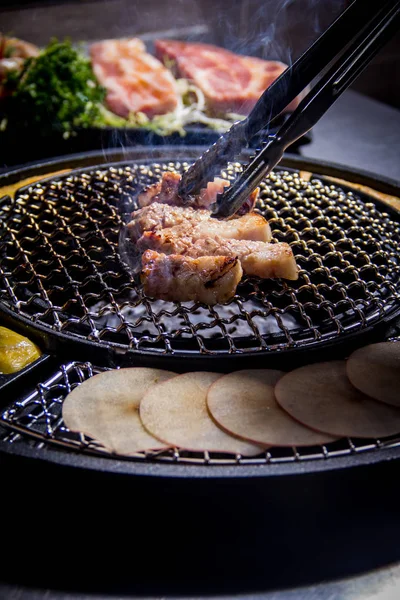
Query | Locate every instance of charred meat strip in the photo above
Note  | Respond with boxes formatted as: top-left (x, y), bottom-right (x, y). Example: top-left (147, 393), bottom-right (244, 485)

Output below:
top-left (141, 250), bottom-right (243, 305)
top-left (128, 202), bottom-right (271, 244)
top-left (195, 238), bottom-right (298, 280)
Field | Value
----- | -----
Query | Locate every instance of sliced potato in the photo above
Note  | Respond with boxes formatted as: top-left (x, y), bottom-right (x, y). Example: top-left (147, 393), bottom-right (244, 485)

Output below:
top-left (62, 367), bottom-right (176, 455)
top-left (139, 371), bottom-right (263, 456)
top-left (347, 342), bottom-right (400, 408)
top-left (275, 361), bottom-right (400, 439)
top-left (207, 369), bottom-right (337, 447)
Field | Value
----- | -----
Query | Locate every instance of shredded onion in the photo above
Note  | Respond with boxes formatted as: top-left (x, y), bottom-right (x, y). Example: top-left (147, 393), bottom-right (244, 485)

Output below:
top-left (99, 79), bottom-right (244, 136)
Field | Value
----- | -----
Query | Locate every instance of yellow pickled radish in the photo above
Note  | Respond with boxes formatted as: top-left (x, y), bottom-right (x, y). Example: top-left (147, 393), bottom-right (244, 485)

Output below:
top-left (0, 326), bottom-right (41, 374)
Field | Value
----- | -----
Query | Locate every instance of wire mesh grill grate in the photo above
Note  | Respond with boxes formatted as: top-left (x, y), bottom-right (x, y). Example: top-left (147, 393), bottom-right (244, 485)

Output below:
top-left (0, 161), bottom-right (399, 357)
top-left (2, 359), bottom-right (400, 465)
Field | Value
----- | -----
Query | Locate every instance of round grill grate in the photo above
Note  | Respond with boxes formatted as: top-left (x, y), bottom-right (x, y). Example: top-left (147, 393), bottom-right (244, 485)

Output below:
top-left (0, 161), bottom-right (399, 360)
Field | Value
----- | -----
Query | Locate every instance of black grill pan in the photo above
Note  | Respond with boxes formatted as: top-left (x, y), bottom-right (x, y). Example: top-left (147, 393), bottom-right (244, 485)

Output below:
top-left (1, 148), bottom-right (400, 596)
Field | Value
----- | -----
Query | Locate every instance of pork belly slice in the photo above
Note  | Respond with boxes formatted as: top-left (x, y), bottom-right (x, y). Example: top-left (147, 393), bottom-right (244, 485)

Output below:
top-left (184, 211), bottom-right (271, 243)
top-left (155, 39), bottom-right (299, 115)
top-left (128, 202), bottom-right (211, 242)
top-left (231, 241), bottom-right (298, 280)
top-left (141, 250), bottom-right (243, 305)
top-left (128, 202), bottom-right (271, 244)
top-left (138, 171), bottom-right (259, 213)
top-left (139, 233), bottom-right (298, 281)
top-left (90, 38), bottom-right (179, 118)
top-left (193, 238), bottom-right (298, 280)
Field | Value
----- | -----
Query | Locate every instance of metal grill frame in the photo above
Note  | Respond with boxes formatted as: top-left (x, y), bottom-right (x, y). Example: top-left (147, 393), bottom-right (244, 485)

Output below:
top-left (0, 155), bottom-right (399, 371)
top-left (1, 148), bottom-right (400, 478)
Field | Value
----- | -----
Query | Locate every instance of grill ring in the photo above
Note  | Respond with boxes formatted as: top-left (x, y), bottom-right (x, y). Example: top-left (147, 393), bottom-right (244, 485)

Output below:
top-left (1, 151), bottom-right (400, 474)
top-left (0, 159), bottom-right (399, 369)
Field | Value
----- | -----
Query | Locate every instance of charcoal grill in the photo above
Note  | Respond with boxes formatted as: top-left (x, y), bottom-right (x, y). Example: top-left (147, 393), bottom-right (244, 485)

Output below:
top-left (0, 147), bottom-right (400, 475)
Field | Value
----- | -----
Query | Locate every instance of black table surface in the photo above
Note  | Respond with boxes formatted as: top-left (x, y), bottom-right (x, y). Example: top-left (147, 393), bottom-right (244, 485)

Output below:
top-left (1, 90), bottom-right (400, 600)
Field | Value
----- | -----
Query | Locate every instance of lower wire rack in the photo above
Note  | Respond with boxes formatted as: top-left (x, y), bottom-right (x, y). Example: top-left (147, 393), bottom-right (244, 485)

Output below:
top-left (1, 360), bottom-right (400, 466)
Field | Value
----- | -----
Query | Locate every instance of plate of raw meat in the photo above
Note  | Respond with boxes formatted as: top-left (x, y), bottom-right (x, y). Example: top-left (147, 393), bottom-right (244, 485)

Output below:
top-left (0, 36), bottom-right (311, 167)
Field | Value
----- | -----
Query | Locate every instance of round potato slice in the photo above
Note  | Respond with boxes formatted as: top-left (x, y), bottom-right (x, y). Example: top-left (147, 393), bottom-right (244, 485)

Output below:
top-left (139, 371), bottom-right (263, 456)
top-left (62, 368), bottom-right (176, 455)
top-left (347, 342), bottom-right (400, 408)
top-left (275, 361), bottom-right (400, 439)
top-left (207, 369), bottom-right (337, 447)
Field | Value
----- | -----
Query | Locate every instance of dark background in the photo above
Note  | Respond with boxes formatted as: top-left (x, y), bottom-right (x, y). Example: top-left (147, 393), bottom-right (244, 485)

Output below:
top-left (1, 0), bottom-right (399, 108)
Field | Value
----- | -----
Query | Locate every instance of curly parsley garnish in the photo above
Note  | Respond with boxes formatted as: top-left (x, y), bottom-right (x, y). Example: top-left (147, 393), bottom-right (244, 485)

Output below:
top-left (5, 39), bottom-right (105, 137)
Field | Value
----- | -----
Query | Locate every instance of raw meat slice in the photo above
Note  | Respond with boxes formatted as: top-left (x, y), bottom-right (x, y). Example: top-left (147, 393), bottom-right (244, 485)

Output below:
top-left (141, 250), bottom-right (243, 305)
top-left (155, 39), bottom-right (297, 115)
top-left (90, 38), bottom-right (179, 118)
top-left (0, 37), bottom-right (39, 99)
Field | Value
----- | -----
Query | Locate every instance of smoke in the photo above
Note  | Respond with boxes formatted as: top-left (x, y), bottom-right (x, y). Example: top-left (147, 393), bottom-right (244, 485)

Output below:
top-left (209, 0), bottom-right (346, 66)
top-left (236, 0), bottom-right (297, 63)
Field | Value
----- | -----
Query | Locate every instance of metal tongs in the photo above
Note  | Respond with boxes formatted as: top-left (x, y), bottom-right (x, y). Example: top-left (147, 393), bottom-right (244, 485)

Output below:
top-left (178, 0), bottom-right (400, 218)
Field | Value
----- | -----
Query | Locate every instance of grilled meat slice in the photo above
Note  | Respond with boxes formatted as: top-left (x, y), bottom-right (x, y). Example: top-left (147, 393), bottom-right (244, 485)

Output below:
top-left (133, 170), bottom-right (298, 304)
top-left (138, 171), bottom-right (258, 212)
top-left (128, 203), bottom-right (210, 242)
top-left (190, 211), bottom-right (271, 242)
top-left (138, 171), bottom-right (178, 207)
top-left (191, 238), bottom-right (298, 280)
top-left (139, 233), bottom-right (298, 281)
top-left (128, 202), bottom-right (271, 244)
top-left (141, 250), bottom-right (243, 304)
top-left (215, 239), bottom-right (298, 280)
